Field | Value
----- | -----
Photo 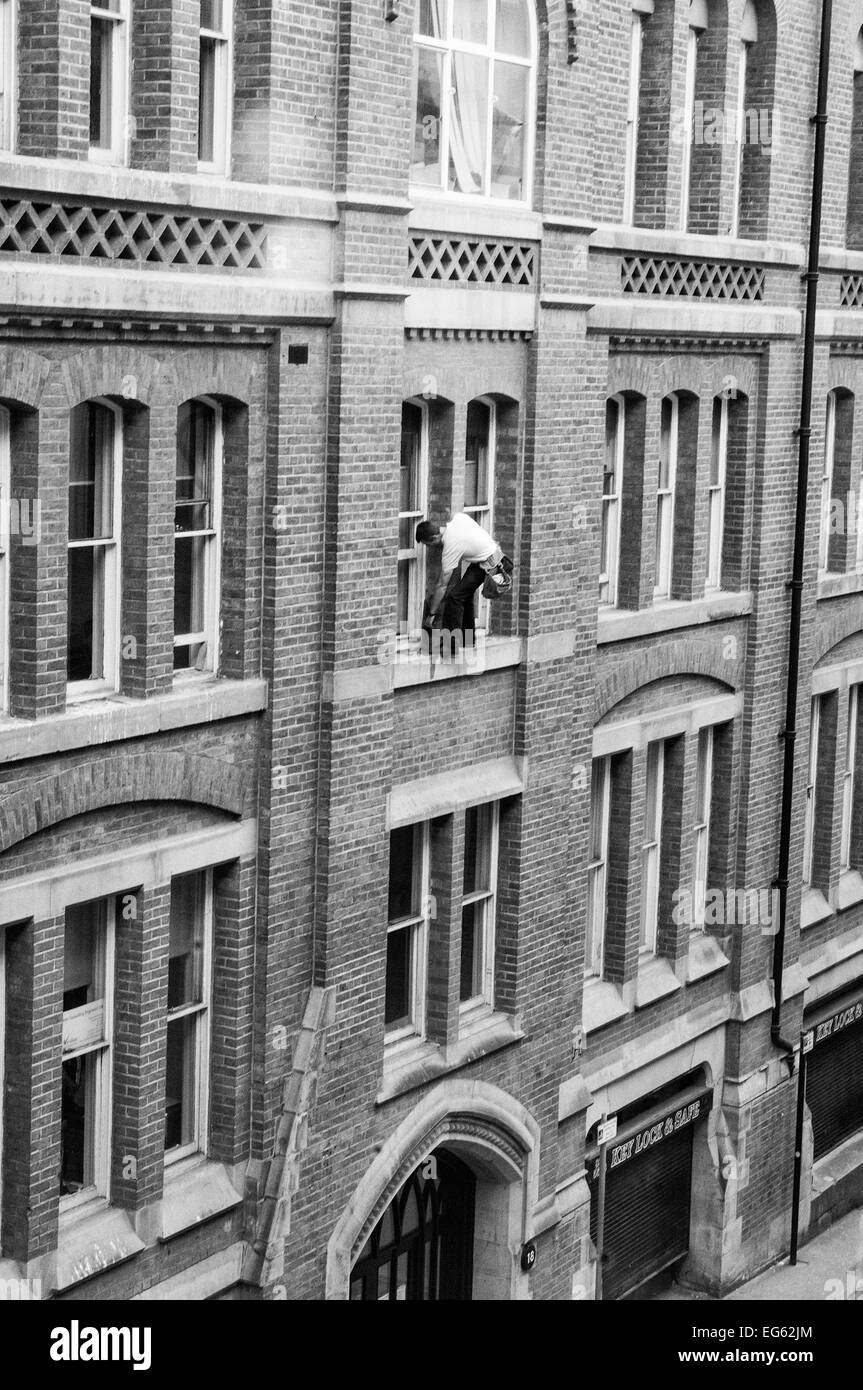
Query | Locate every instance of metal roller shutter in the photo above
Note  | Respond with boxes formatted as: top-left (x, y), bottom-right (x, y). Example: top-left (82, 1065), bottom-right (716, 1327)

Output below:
top-left (807, 1020), bottom-right (863, 1160)
top-left (590, 1125), bottom-right (694, 1301)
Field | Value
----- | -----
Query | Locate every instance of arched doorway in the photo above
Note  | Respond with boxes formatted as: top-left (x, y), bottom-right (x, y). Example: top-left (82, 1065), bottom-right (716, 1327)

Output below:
top-left (349, 1147), bottom-right (476, 1301)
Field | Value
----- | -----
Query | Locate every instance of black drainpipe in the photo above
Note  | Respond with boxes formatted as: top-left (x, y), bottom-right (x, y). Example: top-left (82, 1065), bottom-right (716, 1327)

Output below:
top-left (771, 0), bottom-right (833, 1053)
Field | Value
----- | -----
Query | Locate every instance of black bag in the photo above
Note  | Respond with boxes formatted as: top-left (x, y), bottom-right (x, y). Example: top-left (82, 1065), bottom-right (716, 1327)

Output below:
top-left (481, 554), bottom-right (514, 600)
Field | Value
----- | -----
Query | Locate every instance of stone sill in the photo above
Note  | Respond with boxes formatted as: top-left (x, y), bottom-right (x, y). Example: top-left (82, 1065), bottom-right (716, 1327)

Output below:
top-left (589, 223), bottom-right (804, 267)
top-left (408, 190), bottom-right (542, 241)
top-left (820, 245), bottom-right (863, 272)
top-left (634, 954), bottom-right (682, 1010)
top-left (0, 152), bottom-right (340, 223)
top-left (55, 1202), bottom-right (145, 1292)
top-left (0, 677), bottom-right (268, 765)
top-left (159, 1157), bottom-right (243, 1242)
top-left (589, 299), bottom-right (801, 338)
top-left (836, 870), bottom-right (863, 913)
top-left (817, 570), bottom-right (863, 602)
top-left (133, 1242), bottom-right (245, 1300)
top-left (393, 636), bottom-right (521, 688)
top-left (377, 1014), bottom-right (523, 1104)
top-left (597, 591), bottom-right (752, 644)
top-left (801, 887), bottom-right (833, 930)
top-left (582, 977), bottom-right (629, 1035)
top-left (811, 1130), bottom-right (863, 1200)
top-left (686, 931), bottom-right (731, 984)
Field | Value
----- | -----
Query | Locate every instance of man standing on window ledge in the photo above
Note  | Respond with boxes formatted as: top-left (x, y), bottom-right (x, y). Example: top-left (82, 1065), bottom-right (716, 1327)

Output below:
top-left (416, 513), bottom-right (508, 637)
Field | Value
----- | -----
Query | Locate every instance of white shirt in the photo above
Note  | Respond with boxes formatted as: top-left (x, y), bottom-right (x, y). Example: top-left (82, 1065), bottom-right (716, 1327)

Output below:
top-left (440, 513), bottom-right (497, 575)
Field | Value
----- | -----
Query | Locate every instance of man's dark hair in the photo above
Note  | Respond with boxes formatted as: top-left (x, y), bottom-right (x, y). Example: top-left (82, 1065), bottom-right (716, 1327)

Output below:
top-left (416, 521), bottom-right (438, 544)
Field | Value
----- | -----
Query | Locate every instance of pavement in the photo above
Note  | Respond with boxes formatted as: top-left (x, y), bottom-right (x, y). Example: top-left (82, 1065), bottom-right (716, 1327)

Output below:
top-left (656, 1208), bottom-right (863, 1300)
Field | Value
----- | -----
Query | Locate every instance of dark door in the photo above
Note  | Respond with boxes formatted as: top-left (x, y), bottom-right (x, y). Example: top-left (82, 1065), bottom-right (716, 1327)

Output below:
top-left (350, 1148), bottom-right (476, 1301)
top-left (807, 1021), bottom-right (863, 1159)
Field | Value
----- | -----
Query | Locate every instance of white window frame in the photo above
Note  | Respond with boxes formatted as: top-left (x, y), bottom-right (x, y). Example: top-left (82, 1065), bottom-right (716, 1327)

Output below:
top-left (88, 0), bottom-right (130, 165)
top-left (623, 10), bottom-right (644, 225)
top-left (67, 398), bottom-right (122, 703)
top-left (640, 741), bottom-right (665, 953)
top-left (459, 800), bottom-right (499, 1018)
top-left (464, 396), bottom-right (497, 634)
top-left (197, 0), bottom-right (233, 174)
top-left (655, 396), bottom-right (678, 601)
top-left (586, 757), bottom-right (611, 976)
top-left (732, 2), bottom-right (758, 237)
top-left (385, 822), bottom-right (430, 1048)
top-left (680, 14), bottom-right (705, 233)
top-left (0, 406), bottom-right (9, 715)
top-left (601, 395), bottom-right (625, 606)
top-left (173, 397), bottom-right (223, 679)
top-left (819, 392), bottom-right (837, 576)
top-left (398, 401), bottom-right (429, 651)
top-left (0, 0), bottom-right (16, 152)
top-left (692, 726), bottom-right (715, 931)
top-left (164, 868), bottom-right (214, 1167)
top-left (60, 896), bottom-right (116, 1211)
top-left (803, 696), bottom-right (820, 888)
top-left (840, 685), bottom-right (859, 873)
top-left (411, 0), bottom-right (537, 206)
top-left (707, 394), bottom-right (729, 591)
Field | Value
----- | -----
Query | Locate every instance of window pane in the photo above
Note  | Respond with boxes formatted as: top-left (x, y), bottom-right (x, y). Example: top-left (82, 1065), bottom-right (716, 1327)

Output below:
top-left (89, 16), bottom-right (113, 147)
top-left (460, 901), bottom-right (480, 1000)
top-left (454, 0), bottom-right (487, 44)
top-left (388, 825), bottom-right (417, 921)
top-left (491, 60), bottom-right (527, 199)
top-left (176, 401), bottom-right (214, 531)
top-left (400, 406), bottom-right (422, 514)
top-left (165, 1013), bottom-right (197, 1150)
top-left (465, 400), bottom-right (491, 509)
top-left (198, 37), bottom-right (217, 162)
top-left (61, 1053), bottom-right (96, 1194)
top-left (385, 926), bottom-right (411, 1029)
top-left (417, 0), bottom-right (446, 38)
top-left (495, 0), bottom-right (530, 56)
top-left (169, 873), bottom-right (205, 1009)
top-left (463, 803), bottom-right (492, 894)
top-left (67, 545), bottom-right (105, 682)
top-left (70, 403), bottom-right (114, 541)
top-left (448, 52), bottom-right (488, 195)
top-left (397, 559), bottom-right (411, 632)
top-left (412, 46), bottom-right (443, 186)
top-left (201, 0), bottom-right (223, 29)
top-left (174, 534), bottom-right (207, 638)
top-left (64, 901), bottom-right (106, 1011)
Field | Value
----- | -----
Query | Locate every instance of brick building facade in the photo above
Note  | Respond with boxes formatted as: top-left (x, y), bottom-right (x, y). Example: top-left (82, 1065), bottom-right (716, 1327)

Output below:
top-left (0, 0), bottom-right (861, 1302)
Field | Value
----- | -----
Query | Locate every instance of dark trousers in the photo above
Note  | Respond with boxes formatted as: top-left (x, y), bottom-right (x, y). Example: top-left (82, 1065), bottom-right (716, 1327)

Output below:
top-left (442, 564), bottom-right (485, 633)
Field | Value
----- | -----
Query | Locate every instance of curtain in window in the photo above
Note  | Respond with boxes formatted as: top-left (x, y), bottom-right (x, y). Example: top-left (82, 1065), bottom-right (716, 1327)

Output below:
top-left (450, 49), bottom-right (487, 194)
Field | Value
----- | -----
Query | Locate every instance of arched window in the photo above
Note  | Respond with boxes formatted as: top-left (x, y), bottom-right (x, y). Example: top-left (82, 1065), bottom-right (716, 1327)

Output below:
top-left (411, 0), bottom-right (537, 202)
top-left (732, 0), bottom-right (777, 239)
top-left (398, 401), bottom-right (429, 646)
top-left (67, 399), bottom-right (122, 697)
top-left (847, 30), bottom-right (863, 248)
top-left (818, 390), bottom-right (854, 576)
top-left (174, 397), bottom-right (223, 674)
top-left (601, 396), bottom-right (625, 606)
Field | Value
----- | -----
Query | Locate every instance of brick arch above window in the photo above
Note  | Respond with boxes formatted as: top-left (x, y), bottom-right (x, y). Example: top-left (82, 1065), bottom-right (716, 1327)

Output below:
top-left (813, 619), bottom-right (863, 672)
top-left (161, 349), bottom-right (259, 409)
top-left (606, 357), bottom-right (652, 400)
top-left (0, 751), bottom-right (246, 854)
top-left (58, 346), bottom-right (160, 408)
top-left (827, 358), bottom-right (863, 397)
top-left (595, 643), bottom-right (740, 722)
top-left (700, 356), bottom-right (758, 401)
top-left (655, 357), bottom-right (710, 400)
top-left (0, 348), bottom-right (52, 409)
top-left (402, 363), bottom-right (524, 409)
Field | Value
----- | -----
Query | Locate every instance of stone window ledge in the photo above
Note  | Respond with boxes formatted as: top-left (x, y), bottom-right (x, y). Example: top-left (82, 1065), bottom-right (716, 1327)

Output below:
top-left (393, 636), bottom-right (521, 688)
top-left (582, 977), bottom-right (630, 1035)
top-left (377, 1014), bottom-right (523, 1105)
top-left (159, 1157), bottom-right (243, 1242)
top-left (686, 931), bottom-right (731, 984)
top-left (55, 1202), bottom-right (145, 1292)
top-left (0, 678), bottom-right (267, 766)
top-left (634, 954), bottom-right (682, 1011)
top-left (589, 223), bottom-right (803, 267)
top-left (817, 571), bottom-right (863, 602)
top-left (836, 871), bottom-right (863, 913)
top-left (597, 591), bottom-right (751, 645)
top-left (801, 887), bottom-right (833, 929)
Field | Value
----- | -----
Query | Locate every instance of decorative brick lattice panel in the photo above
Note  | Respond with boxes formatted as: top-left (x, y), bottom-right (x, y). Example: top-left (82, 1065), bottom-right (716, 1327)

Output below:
top-left (840, 274), bottom-right (863, 309)
top-left (409, 233), bottom-right (536, 288)
top-left (622, 256), bottom-right (765, 301)
top-left (0, 197), bottom-right (267, 269)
